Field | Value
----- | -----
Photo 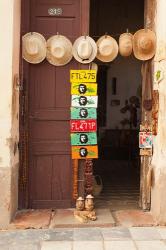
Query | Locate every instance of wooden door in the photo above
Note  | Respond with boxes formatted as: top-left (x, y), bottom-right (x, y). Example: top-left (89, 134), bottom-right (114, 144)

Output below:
top-left (20, 0), bottom-right (89, 208)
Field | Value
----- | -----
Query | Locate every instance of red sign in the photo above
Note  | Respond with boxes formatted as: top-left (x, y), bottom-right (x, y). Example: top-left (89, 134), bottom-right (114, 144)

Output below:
top-left (70, 120), bottom-right (97, 132)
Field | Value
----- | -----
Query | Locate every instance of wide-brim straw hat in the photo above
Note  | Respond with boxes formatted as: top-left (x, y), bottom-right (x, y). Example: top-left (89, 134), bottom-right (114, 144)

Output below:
top-left (46, 35), bottom-right (73, 66)
top-left (133, 29), bottom-right (156, 60)
top-left (73, 36), bottom-right (97, 64)
top-left (22, 32), bottom-right (46, 64)
top-left (96, 35), bottom-right (118, 62)
top-left (119, 33), bottom-right (133, 57)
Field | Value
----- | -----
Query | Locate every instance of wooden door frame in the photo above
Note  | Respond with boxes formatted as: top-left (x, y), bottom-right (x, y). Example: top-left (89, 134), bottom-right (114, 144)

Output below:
top-left (19, 0), bottom-right (156, 210)
top-left (139, 0), bottom-right (156, 210)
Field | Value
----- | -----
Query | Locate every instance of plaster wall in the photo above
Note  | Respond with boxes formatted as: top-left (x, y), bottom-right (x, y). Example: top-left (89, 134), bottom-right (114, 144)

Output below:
top-left (0, 0), bottom-right (21, 228)
top-left (151, 0), bottom-right (166, 225)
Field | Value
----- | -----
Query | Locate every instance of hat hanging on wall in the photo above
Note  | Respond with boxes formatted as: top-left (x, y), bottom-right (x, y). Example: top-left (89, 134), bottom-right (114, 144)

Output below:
top-left (22, 32), bottom-right (46, 64)
top-left (119, 33), bottom-right (133, 57)
top-left (96, 35), bottom-right (118, 62)
top-left (133, 29), bottom-right (156, 61)
top-left (46, 35), bottom-right (73, 66)
top-left (72, 36), bottom-right (97, 64)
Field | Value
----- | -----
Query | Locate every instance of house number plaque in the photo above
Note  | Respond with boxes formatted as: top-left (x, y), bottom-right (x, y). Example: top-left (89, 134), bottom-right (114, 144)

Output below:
top-left (48, 8), bottom-right (63, 16)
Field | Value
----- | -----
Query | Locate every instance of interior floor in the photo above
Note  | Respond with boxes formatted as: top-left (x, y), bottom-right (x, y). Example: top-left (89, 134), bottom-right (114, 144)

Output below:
top-left (93, 159), bottom-right (140, 211)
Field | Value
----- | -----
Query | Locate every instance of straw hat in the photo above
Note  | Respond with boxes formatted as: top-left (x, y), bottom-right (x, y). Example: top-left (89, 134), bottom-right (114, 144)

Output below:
top-left (73, 36), bottom-right (97, 64)
top-left (46, 35), bottom-right (73, 66)
top-left (96, 35), bottom-right (118, 62)
top-left (133, 29), bottom-right (156, 60)
top-left (22, 32), bottom-right (46, 64)
top-left (119, 33), bottom-right (133, 57)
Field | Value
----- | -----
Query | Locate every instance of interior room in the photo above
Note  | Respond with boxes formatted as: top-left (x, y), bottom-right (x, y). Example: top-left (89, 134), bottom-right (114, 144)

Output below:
top-left (90, 0), bottom-right (144, 210)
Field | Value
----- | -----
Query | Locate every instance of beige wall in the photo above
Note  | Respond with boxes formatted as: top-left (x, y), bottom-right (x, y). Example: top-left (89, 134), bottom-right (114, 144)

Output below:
top-left (151, 0), bottom-right (166, 224)
top-left (0, 0), bottom-right (21, 228)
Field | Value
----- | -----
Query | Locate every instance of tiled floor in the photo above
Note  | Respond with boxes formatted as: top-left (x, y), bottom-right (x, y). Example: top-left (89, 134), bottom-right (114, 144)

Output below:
top-left (1, 227), bottom-right (166, 250)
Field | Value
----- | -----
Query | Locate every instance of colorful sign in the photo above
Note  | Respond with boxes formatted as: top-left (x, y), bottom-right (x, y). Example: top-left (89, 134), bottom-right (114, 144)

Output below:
top-left (139, 132), bottom-right (153, 149)
top-left (71, 107), bottom-right (97, 120)
top-left (72, 145), bottom-right (98, 159)
top-left (71, 95), bottom-right (98, 108)
top-left (70, 70), bottom-right (97, 83)
top-left (71, 132), bottom-right (97, 146)
top-left (71, 82), bottom-right (97, 96)
top-left (70, 119), bottom-right (97, 132)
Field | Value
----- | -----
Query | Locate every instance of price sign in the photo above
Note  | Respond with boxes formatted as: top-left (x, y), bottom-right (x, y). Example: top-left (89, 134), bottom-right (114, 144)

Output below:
top-left (72, 145), bottom-right (98, 159)
top-left (71, 107), bottom-right (97, 120)
top-left (71, 132), bottom-right (97, 146)
top-left (70, 119), bottom-right (97, 132)
top-left (71, 95), bottom-right (98, 108)
top-left (70, 70), bottom-right (97, 83)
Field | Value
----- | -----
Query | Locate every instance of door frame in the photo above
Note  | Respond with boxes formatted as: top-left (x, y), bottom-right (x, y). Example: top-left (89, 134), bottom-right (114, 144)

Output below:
top-left (19, 0), bottom-right (156, 210)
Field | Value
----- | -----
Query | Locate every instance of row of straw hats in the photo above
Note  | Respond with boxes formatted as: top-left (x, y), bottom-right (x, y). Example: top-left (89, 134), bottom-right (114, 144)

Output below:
top-left (22, 29), bottom-right (156, 66)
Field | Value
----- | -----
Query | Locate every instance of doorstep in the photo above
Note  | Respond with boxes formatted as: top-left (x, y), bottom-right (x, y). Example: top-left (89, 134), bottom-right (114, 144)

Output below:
top-left (10, 208), bottom-right (156, 230)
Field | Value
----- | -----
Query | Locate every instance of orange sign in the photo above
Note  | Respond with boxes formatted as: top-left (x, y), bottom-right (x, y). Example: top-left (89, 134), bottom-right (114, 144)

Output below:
top-left (72, 145), bottom-right (98, 159)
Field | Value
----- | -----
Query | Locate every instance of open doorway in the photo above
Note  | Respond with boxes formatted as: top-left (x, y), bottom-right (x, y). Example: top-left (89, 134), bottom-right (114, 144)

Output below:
top-left (90, 0), bottom-right (144, 210)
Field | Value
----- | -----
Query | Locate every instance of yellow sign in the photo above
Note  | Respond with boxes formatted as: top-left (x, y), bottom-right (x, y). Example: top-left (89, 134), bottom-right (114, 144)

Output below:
top-left (70, 70), bottom-right (97, 83)
top-left (71, 82), bottom-right (97, 96)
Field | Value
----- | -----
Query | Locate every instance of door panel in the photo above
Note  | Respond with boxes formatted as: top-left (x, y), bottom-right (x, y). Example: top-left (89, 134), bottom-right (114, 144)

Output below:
top-left (21, 0), bottom-right (89, 208)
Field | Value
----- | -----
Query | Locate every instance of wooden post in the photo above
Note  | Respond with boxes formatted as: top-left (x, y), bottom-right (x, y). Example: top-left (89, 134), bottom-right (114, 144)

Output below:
top-left (139, 0), bottom-right (156, 210)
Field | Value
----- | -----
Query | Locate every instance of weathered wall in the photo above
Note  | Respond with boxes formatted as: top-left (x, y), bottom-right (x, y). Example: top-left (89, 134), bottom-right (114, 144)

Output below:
top-left (151, 0), bottom-right (166, 224)
top-left (0, 0), bottom-right (21, 228)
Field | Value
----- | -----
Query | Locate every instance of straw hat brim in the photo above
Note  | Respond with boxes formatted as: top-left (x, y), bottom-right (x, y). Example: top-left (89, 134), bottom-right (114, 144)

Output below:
top-left (73, 36), bottom-right (97, 64)
top-left (46, 35), bottom-right (73, 66)
top-left (133, 29), bottom-right (156, 61)
top-left (119, 33), bottom-right (133, 57)
top-left (96, 36), bottom-right (118, 62)
top-left (22, 32), bottom-right (46, 64)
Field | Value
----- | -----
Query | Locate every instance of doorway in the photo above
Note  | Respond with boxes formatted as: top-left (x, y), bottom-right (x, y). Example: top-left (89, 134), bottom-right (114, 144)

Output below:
top-left (90, 0), bottom-right (144, 210)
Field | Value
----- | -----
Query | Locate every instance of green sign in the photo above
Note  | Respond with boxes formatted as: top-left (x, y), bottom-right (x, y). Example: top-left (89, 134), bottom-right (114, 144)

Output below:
top-left (71, 132), bottom-right (97, 146)
top-left (71, 107), bottom-right (97, 119)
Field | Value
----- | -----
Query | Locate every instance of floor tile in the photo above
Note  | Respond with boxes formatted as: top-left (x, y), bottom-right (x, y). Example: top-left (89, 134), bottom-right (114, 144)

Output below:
top-left (101, 227), bottom-right (131, 240)
top-left (135, 240), bottom-right (166, 250)
top-left (157, 228), bottom-right (166, 239)
top-left (9, 243), bottom-right (39, 250)
top-left (49, 208), bottom-right (115, 228)
top-left (73, 228), bottom-right (102, 241)
top-left (114, 210), bottom-right (155, 227)
top-left (11, 209), bottom-right (52, 229)
top-left (40, 241), bottom-right (72, 250)
top-left (104, 240), bottom-right (136, 250)
top-left (129, 227), bottom-right (161, 240)
top-left (73, 241), bottom-right (103, 250)
top-left (45, 229), bottom-right (73, 241)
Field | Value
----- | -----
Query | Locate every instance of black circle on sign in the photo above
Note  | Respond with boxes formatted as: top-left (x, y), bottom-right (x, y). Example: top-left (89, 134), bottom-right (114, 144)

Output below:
top-left (79, 147), bottom-right (88, 157)
top-left (79, 96), bottom-right (87, 106)
top-left (78, 84), bottom-right (87, 94)
top-left (80, 134), bottom-right (88, 144)
top-left (79, 108), bottom-right (88, 118)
